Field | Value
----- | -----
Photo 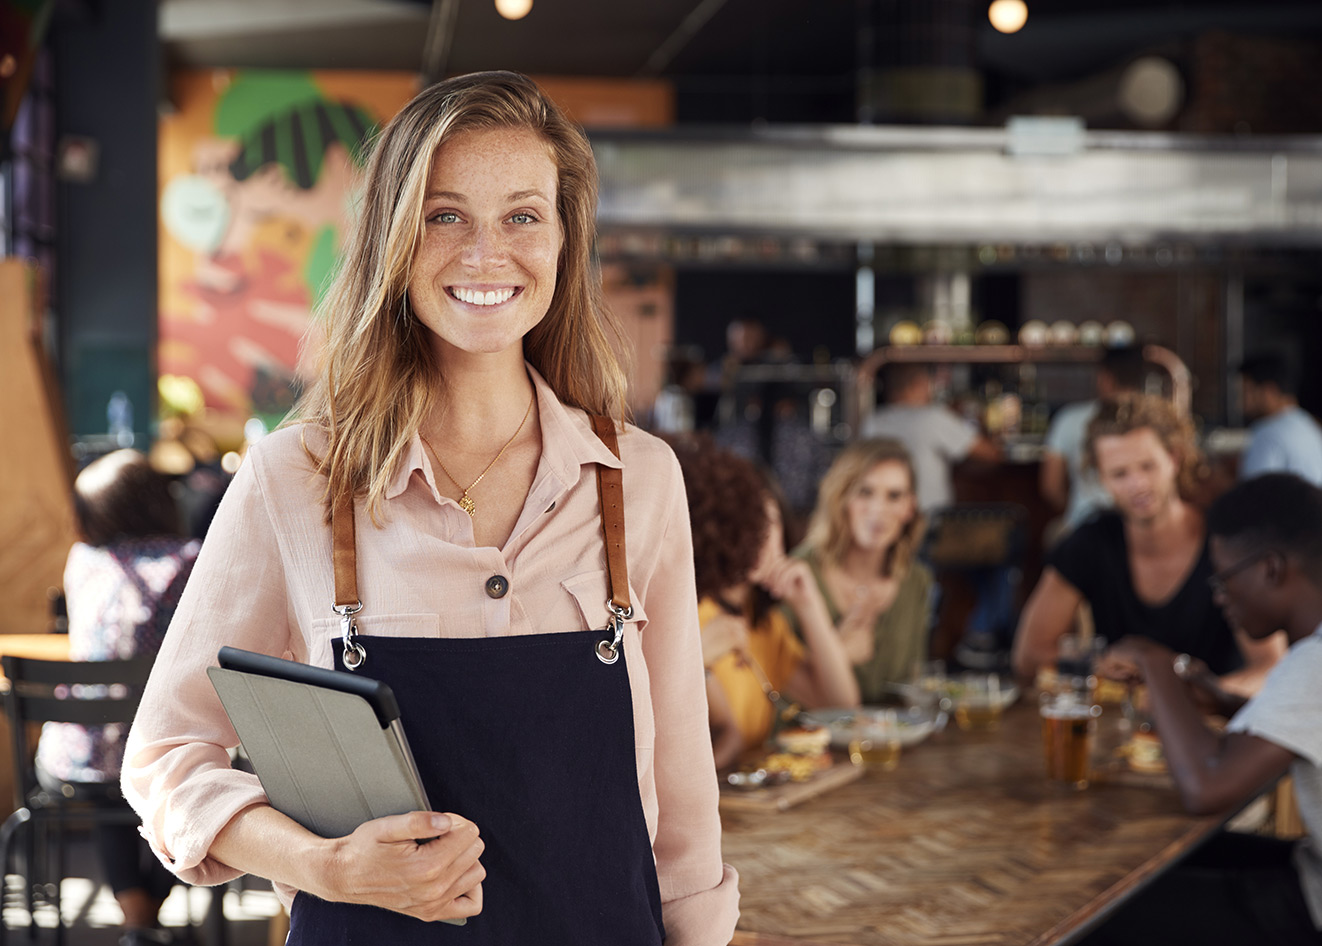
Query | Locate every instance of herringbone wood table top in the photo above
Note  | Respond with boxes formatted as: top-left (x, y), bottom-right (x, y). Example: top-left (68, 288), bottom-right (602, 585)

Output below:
top-left (722, 698), bottom-right (1242, 946)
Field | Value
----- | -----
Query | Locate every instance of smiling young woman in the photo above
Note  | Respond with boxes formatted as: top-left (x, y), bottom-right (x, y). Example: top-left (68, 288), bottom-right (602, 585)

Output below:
top-left (122, 72), bottom-right (738, 946)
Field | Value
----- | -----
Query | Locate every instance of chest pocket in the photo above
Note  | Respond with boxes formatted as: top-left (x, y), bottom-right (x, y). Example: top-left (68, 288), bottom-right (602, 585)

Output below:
top-left (561, 571), bottom-right (654, 753)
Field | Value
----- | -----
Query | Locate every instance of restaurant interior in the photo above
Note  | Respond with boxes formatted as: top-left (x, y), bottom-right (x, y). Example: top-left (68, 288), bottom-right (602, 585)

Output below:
top-left (4, 0), bottom-right (1322, 944)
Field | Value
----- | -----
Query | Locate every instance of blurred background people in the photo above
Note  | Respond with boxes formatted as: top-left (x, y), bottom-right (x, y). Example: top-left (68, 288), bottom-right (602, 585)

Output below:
top-left (1238, 348), bottom-right (1322, 486)
top-left (1080, 473), bottom-right (1322, 946)
top-left (792, 439), bottom-right (933, 703)
top-left (1013, 394), bottom-right (1284, 693)
top-left (669, 434), bottom-right (859, 769)
top-left (37, 450), bottom-right (200, 946)
top-left (862, 363), bottom-right (1000, 513)
top-left (1040, 345), bottom-right (1147, 537)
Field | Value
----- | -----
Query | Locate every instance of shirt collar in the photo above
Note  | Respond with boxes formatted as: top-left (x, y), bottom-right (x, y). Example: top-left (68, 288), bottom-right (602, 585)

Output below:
top-left (384, 362), bottom-right (622, 502)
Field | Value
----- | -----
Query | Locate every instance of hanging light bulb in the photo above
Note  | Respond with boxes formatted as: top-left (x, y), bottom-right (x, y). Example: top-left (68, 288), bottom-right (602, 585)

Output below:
top-left (988, 0), bottom-right (1028, 34)
top-left (495, 0), bottom-right (533, 20)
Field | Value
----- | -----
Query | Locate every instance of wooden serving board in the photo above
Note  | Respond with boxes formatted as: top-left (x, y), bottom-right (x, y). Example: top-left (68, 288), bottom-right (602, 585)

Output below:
top-left (719, 760), bottom-right (864, 813)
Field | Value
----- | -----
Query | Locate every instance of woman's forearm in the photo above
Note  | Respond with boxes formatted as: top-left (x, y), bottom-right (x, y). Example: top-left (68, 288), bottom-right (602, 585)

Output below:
top-left (209, 803), bottom-right (338, 898)
top-left (210, 803), bottom-right (485, 923)
top-left (792, 592), bottom-right (861, 707)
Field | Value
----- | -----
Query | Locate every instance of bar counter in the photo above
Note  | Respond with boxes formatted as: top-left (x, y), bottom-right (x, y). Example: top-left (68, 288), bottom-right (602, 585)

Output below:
top-left (721, 697), bottom-right (1254, 946)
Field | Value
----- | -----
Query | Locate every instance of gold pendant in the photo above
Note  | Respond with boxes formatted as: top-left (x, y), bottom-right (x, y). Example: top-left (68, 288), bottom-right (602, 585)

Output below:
top-left (459, 493), bottom-right (476, 517)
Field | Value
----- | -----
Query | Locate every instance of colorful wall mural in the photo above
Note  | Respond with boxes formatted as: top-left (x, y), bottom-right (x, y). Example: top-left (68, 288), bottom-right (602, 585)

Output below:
top-left (160, 71), bottom-right (676, 429)
top-left (158, 70), bottom-right (418, 428)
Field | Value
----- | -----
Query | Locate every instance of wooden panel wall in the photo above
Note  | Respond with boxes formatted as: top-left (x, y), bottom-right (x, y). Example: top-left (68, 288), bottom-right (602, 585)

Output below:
top-left (0, 259), bottom-right (76, 634)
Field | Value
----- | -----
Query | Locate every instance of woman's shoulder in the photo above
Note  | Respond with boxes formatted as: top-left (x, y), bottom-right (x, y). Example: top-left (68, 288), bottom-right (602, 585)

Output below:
top-left (617, 420), bottom-right (679, 468)
top-left (240, 424), bottom-right (326, 483)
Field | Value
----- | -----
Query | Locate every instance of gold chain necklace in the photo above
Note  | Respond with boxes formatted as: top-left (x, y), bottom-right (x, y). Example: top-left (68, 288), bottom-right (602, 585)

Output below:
top-left (420, 393), bottom-right (534, 518)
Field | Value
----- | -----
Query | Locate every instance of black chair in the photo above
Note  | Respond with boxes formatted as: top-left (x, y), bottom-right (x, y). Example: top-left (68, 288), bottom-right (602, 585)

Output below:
top-left (921, 503), bottom-right (1029, 669)
top-left (0, 654), bottom-right (153, 945)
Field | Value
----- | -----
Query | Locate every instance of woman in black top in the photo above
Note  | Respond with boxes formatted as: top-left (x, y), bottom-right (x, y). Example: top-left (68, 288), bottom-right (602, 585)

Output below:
top-left (1013, 394), bottom-right (1284, 690)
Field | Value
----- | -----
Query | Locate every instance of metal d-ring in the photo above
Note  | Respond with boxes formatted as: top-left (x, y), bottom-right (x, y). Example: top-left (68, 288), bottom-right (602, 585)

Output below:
top-left (595, 601), bottom-right (633, 665)
top-left (334, 600), bottom-right (366, 670)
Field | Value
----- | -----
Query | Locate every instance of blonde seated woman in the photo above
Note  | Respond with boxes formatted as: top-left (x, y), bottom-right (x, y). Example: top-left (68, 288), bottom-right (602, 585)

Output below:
top-left (792, 439), bottom-right (933, 703)
top-left (668, 435), bottom-right (859, 770)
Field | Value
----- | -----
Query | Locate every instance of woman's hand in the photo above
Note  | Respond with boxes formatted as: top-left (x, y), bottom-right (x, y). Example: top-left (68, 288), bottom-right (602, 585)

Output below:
top-left (701, 612), bottom-right (750, 667)
top-left (848, 579), bottom-right (900, 625)
top-left (317, 812), bottom-right (485, 923)
top-left (838, 618), bottom-right (876, 665)
top-left (834, 579), bottom-right (899, 665)
top-left (754, 556), bottom-right (817, 611)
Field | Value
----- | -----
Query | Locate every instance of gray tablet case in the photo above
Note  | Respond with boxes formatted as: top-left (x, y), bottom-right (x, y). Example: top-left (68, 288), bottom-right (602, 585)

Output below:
top-left (207, 646), bottom-right (431, 841)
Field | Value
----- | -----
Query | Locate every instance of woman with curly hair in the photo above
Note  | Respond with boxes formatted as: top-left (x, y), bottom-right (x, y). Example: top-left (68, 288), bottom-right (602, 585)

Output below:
top-left (1013, 393), bottom-right (1284, 692)
top-left (792, 439), bottom-right (932, 703)
top-left (669, 435), bottom-right (858, 767)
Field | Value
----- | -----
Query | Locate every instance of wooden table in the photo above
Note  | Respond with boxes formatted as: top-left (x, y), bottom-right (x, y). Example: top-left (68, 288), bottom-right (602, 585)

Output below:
top-left (721, 698), bottom-right (1247, 946)
top-left (0, 633), bottom-right (72, 669)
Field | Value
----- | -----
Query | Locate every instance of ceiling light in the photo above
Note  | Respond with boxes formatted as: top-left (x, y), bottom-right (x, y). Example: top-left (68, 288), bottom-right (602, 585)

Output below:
top-left (495, 0), bottom-right (533, 20)
top-left (988, 0), bottom-right (1028, 34)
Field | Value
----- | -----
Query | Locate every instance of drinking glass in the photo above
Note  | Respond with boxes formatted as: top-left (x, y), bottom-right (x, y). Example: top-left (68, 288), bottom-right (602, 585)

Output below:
top-left (1040, 690), bottom-right (1102, 789)
top-left (953, 672), bottom-right (1003, 732)
top-left (848, 709), bottom-right (901, 770)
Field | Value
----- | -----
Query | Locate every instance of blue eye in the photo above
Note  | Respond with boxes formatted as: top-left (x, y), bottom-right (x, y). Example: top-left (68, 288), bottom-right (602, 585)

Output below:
top-left (430, 211), bottom-right (460, 224)
top-left (510, 212), bottom-right (537, 224)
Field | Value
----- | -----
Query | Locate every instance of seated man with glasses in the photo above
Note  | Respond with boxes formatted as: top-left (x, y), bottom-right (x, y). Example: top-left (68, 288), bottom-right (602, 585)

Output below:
top-left (1080, 472), bottom-right (1322, 945)
top-left (1013, 393), bottom-right (1283, 694)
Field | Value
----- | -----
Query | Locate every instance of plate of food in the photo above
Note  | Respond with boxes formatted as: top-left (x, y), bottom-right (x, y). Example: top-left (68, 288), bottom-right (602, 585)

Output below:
top-left (916, 675), bottom-right (1020, 712)
top-left (800, 686), bottom-right (947, 750)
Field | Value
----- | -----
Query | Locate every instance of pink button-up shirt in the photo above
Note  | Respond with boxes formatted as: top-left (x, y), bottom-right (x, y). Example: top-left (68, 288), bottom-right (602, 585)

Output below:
top-left (122, 367), bottom-right (739, 944)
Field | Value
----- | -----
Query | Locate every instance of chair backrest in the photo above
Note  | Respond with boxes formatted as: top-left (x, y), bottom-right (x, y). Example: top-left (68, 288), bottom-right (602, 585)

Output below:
top-left (921, 502), bottom-right (1028, 570)
top-left (2, 654), bottom-right (156, 806)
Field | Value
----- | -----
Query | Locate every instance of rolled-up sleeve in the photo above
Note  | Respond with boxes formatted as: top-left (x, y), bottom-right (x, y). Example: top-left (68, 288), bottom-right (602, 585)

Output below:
top-left (122, 447), bottom-right (294, 885)
top-left (639, 449), bottom-right (740, 944)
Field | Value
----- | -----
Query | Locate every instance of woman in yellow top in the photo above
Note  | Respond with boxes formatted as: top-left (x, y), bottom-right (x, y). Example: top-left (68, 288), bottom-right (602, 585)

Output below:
top-left (668, 436), bottom-right (859, 768)
top-left (792, 439), bottom-right (933, 703)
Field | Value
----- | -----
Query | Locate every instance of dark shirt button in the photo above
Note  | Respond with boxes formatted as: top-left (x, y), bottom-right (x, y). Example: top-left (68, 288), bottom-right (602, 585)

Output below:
top-left (485, 575), bottom-right (509, 599)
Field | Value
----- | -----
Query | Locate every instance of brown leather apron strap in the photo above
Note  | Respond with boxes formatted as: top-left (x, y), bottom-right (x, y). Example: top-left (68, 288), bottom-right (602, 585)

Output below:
top-left (589, 414), bottom-right (631, 615)
top-left (330, 485), bottom-right (359, 609)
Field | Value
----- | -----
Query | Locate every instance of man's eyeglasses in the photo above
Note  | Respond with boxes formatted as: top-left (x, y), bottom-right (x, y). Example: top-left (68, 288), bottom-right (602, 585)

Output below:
top-left (1207, 548), bottom-right (1274, 596)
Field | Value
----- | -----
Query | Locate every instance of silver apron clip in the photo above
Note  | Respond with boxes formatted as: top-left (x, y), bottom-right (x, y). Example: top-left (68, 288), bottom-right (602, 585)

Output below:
top-left (334, 601), bottom-right (366, 670)
top-left (596, 602), bottom-right (633, 665)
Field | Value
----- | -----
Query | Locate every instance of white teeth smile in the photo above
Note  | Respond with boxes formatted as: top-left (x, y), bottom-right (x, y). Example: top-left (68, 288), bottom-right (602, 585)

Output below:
top-left (449, 287), bottom-right (516, 306)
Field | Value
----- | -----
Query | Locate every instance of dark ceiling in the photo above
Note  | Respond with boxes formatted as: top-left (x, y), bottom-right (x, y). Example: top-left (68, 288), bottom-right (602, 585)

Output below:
top-left (159, 0), bottom-right (1322, 124)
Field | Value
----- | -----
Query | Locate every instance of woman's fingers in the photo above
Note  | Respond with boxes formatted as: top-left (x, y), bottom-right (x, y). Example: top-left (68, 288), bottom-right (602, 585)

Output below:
top-left (326, 812), bottom-right (486, 922)
top-left (367, 810), bottom-right (454, 844)
top-left (416, 840), bottom-right (487, 922)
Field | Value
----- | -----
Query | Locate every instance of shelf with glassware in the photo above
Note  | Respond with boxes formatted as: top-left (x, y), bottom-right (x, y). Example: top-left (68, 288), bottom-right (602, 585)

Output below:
top-left (853, 344), bottom-right (1191, 461)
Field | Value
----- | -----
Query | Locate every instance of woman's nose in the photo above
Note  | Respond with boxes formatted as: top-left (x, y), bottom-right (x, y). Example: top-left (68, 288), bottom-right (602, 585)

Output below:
top-left (460, 222), bottom-right (508, 266)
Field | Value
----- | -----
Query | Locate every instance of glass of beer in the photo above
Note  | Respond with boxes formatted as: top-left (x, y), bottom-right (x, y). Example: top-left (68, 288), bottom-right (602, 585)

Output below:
top-left (953, 673), bottom-right (1003, 732)
top-left (1040, 690), bottom-right (1102, 789)
top-left (849, 709), bottom-right (901, 770)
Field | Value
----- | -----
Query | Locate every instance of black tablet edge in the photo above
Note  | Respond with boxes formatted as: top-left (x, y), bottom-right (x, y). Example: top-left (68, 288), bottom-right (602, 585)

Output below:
top-left (216, 646), bottom-right (402, 729)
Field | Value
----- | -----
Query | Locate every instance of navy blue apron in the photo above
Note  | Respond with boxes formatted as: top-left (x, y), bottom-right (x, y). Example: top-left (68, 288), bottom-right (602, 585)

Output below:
top-left (286, 417), bottom-right (665, 945)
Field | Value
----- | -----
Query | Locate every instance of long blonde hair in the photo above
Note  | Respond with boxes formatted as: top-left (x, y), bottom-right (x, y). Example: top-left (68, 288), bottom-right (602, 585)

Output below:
top-left (803, 439), bottom-right (924, 578)
top-left (291, 71), bottom-right (630, 518)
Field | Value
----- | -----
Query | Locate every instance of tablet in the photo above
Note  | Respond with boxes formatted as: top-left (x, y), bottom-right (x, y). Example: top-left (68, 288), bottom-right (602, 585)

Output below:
top-left (208, 647), bottom-right (431, 840)
top-left (217, 645), bottom-right (402, 728)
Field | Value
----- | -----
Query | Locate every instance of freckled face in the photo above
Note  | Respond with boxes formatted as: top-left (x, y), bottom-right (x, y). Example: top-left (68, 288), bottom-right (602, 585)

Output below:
top-left (1093, 428), bottom-right (1180, 524)
top-left (407, 126), bottom-right (562, 362)
top-left (845, 460), bottom-right (916, 554)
